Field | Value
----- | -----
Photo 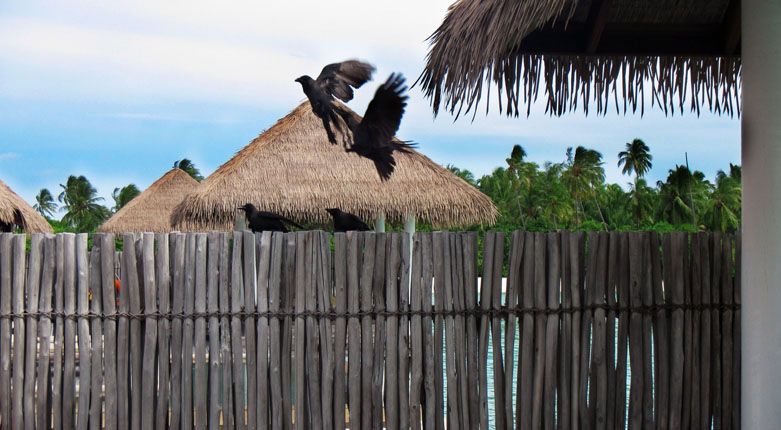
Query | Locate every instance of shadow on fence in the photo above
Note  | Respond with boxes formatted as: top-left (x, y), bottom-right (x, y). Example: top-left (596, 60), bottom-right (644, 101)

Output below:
top-left (0, 230), bottom-right (739, 429)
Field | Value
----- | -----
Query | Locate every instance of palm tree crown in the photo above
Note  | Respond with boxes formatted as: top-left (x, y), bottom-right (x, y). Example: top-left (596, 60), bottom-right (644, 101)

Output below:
top-left (34, 188), bottom-right (57, 218)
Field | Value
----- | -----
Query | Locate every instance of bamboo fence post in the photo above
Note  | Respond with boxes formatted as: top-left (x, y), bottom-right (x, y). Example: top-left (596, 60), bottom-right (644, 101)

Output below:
top-left (157, 233), bottom-right (172, 430)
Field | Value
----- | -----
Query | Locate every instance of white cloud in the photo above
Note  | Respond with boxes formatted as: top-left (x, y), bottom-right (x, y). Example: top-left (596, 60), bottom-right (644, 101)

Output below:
top-left (0, 152), bottom-right (20, 161)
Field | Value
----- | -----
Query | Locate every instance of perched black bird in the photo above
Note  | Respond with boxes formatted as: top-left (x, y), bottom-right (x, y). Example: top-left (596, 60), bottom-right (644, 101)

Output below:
top-left (238, 204), bottom-right (303, 233)
top-left (325, 208), bottom-right (371, 232)
top-left (295, 60), bottom-right (375, 145)
top-left (343, 73), bottom-right (415, 181)
top-left (0, 221), bottom-right (13, 232)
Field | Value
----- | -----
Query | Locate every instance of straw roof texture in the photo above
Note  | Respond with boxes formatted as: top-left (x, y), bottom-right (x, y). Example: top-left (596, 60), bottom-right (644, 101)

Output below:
top-left (419, 0), bottom-right (741, 118)
top-left (0, 179), bottom-right (54, 233)
top-left (171, 101), bottom-right (497, 231)
top-left (99, 168), bottom-right (199, 234)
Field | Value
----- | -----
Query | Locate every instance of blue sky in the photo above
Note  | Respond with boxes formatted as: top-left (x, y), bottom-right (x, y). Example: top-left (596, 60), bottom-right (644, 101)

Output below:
top-left (0, 0), bottom-right (740, 213)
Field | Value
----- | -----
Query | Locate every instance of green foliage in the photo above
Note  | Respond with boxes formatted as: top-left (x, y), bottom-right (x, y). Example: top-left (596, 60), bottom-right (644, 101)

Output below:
top-left (173, 159), bottom-right (204, 182)
top-left (112, 184), bottom-right (141, 212)
top-left (34, 188), bottom-right (57, 218)
top-left (58, 175), bottom-right (110, 232)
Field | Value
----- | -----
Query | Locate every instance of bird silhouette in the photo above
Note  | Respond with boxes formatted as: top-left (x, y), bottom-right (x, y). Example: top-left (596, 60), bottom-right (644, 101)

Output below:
top-left (325, 208), bottom-right (371, 232)
top-left (238, 204), bottom-right (302, 232)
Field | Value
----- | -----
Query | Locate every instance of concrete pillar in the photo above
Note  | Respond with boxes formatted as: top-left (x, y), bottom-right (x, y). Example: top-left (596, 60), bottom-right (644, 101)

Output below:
top-left (403, 212), bottom-right (416, 236)
top-left (375, 210), bottom-right (386, 233)
top-left (742, 0), bottom-right (781, 427)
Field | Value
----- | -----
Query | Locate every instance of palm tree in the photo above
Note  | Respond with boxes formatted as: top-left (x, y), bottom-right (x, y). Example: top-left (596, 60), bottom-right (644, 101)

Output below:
top-left (505, 145), bottom-right (539, 229)
top-left (705, 168), bottom-right (741, 232)
top-left (34, 188), bottom-right (57, 218)
top-left (112, 184), bottom-right (141, 212)
top-left (627, 178), bottom-right (656, 227)
top-left (561, 146), bottom-right (607, 229)
top-left (58, 175), bottom-right (110, 232)
top-left (446, 164), bottom-right (477, 186)
top-left (617, 139), bottom-right (653, 227)
top-left (173, 159), bottom-right (204, 182)
top-left (656, 166), bottom-right (710, 227)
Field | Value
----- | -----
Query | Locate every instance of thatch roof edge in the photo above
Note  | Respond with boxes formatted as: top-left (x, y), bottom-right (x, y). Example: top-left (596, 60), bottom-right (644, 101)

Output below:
top-left (0, 180), bottom-right (54, 233)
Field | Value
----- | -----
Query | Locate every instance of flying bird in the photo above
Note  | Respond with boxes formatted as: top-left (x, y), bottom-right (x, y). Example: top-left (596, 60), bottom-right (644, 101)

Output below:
top-left (325, 208), bottom-right (371, 232)
top-left (295, 60), bottom-right (375, 145)
top-left (343, 73), bottom-right (415, 181)
top-left (238, 204), bottom-right (303, 233)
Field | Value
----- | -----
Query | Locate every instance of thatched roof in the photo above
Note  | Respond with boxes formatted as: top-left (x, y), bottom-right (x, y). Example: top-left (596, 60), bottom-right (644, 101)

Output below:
top-left (0, 179), bottom-right (54, 233)
top-left (99, 168), bottom-right (199, 234)
top-left (419, 0), bottom-right (741, 118)
top-left (171, 101), bottom-right (498, 231)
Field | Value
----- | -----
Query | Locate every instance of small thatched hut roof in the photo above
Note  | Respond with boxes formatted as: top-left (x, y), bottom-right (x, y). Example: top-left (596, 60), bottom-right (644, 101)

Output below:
top-left (99, 168), bottom-right (199, 234)
top-left (0, 179), bottom-right (54, 233)
top-left (419, 0), bottom-right (741, 118)
top-left (171, 101), bottom-right (497, 231)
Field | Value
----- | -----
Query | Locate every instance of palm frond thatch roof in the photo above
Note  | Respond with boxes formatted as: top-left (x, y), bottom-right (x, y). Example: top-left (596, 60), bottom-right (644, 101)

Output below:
top-left (419, 0), bottom-right (741, 118)
top-left (99, 168), bottom-right (199, 234)
top-left (170, 101), bottom-right (497, 231)
top-left (0, 179), bottom-right (54, 233)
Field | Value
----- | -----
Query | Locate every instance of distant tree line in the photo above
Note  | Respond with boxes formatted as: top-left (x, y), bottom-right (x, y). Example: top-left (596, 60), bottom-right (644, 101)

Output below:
top-left (447, 139), bottom-right (741, 234)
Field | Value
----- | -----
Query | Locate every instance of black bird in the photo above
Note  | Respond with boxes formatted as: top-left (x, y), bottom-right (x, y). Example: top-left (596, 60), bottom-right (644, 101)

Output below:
top-left (325, 208), bottom-right (371, 232)
top-left (295, 60), bottom-right (375, 145)
top-left (342, 73), bottom-right (415, 181)
top-left (238, 204), bottom-right (303, 233)
top-left (0, 221), bottom-right (13, 232)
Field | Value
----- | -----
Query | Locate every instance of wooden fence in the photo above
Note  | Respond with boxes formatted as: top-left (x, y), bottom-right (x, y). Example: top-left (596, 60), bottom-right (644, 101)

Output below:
top-left (0, 230), bottom-right (740, 429)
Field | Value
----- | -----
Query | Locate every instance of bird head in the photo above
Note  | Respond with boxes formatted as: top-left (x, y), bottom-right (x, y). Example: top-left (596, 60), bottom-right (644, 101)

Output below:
top-left (237, 203), bottom-right (255, 213)
top-left (325, 208), bottom-right (340, 216)
top-left (295, 75), bottom-right (312, 87)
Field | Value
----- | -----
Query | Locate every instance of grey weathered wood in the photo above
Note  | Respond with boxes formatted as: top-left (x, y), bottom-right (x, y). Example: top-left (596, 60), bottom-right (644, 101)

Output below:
top-left (359, 233), bottom-right (376, 430)
top-left (182, 233), bottom-right (197, 430)
top-left (503, 231), bottom-right (522, 429)
top-left (590, 233), bottom-right (608, 430)
top-left (293, 232), bottom-right (307, 429)
top-left (62, 234), bottom-right (77, 430)
top-left (681, 232), bottom-right (694, 430)
top-left (280, 233), bottom-right (296, 430)
top-left (613, 234), bottom-right (629, 430)
top-left (558, 231), bottom-right (572, 430)
top-left (206, 232), bottom-right (220, 430)
top-left (316, 231), bottom-right (334, 430)
top-left (101, 233), bottom-right (119, 430)
top-left (0, 234), bottom-right (12, 430)
top-left (255, 231), bottom-right (272, 429)
top-left (451, 234), bottom-right (469, 429)
top-left (698, 232), bottom-right (712, 429)
top-left (170, 233), bottom-right (187, 430)
top-left (242, 231), bottom-right (258, 430)
top-left (305, 232), bottom-right (323, 430)
top-left (477, 232), bottom-right (494, 430)
top-left (581, 232), bottom-right (599, 430)
top-left (385, 233), bottom-right (401, 430)
top-left (230, 232), bottom-right (246, 430)
top-left (333, 233), bottom-right (348, 430)
top-left (53, 235), bottom-right (66, 430)
top-left (489, 232), bottom-right (506, 430)
top-left (129, 235), bottom-right (144, 430)
top-left (519, 232), bottom-right (536, 430)
top-left (11, 234), bottom-right (26, 430)
top-left (23, 234), bottom-right (43, 430)
top-left (627, 232), bottom-right (645, 430)
top-left (604, 232), bottom-right (619, 430)
top-left (641, 233), bottom-right (654, 430)
top-left (218, 233), bottom-right (235, 430)
top-left (419, 234), bottom-right (438, 430)
top-left (399, 232), bottom-right (412, 430)
top-left (267, 232), bottom-right (284, 430)
top-left (370, 234), bottom-right (387, 430)
top-left (710, 233), bottom-right (723, 430)
top-left (732, 232), bottom-right (741, 430)
top-left (156, 233), bottom-right (172, 430)
top-left (686, 233), bottom-right (700, 430)
top-left (75, 234), bottom-right (91, 430)
top-left (36, 235), bottom-right (55, 430)
top-left (652, 232), bottom-right (670, 430)
top-left (346, 232), bottom-right (363, 429)
top-left (544, 232), bottom-right (561, 430)
top-left (409, 233), bottom-right (424, 430)
top-left (668, 232), bottom-right (686, 429)
top-left (435, 232), bottom-right (458, 430)
top-left (89, 237), bottom-right (104, 430)
top-left (141, 233), bottom-right (159, 430)
top-left (531, 232), bottom-right (548, 430)
top-left (117, 233), bottom-right (135, 430)
top-left (194, 233), bottom-right (208, 430)
top-left (720, 234), bottom-right (734, 430)
top-left (570, 232), bottom-right (586, 430)
top-left (462, 232), bottom-right (479, 430)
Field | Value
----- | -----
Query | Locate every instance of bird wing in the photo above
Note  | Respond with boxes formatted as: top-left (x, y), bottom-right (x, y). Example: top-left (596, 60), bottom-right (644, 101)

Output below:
top-left (316, 60), bottom-right (375, 102)
top-left (347, 213), bottom-right (371, 230)
top-left (257, 211), bottom-right (303, 229)
top-left (355, 73), bottom-right (408, 150)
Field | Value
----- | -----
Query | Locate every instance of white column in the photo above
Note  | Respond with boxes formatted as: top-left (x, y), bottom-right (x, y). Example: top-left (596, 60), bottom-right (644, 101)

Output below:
top-left (375, 210), bottom-right (386, 233)
top-left (742, 0), bottom-right (781, 427)
top-left (403, 212), bottom-right (416, 236)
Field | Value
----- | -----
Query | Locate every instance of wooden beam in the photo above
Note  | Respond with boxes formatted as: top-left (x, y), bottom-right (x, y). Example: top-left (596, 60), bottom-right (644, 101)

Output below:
top-left (585, 0), bottom-right (613, 53)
